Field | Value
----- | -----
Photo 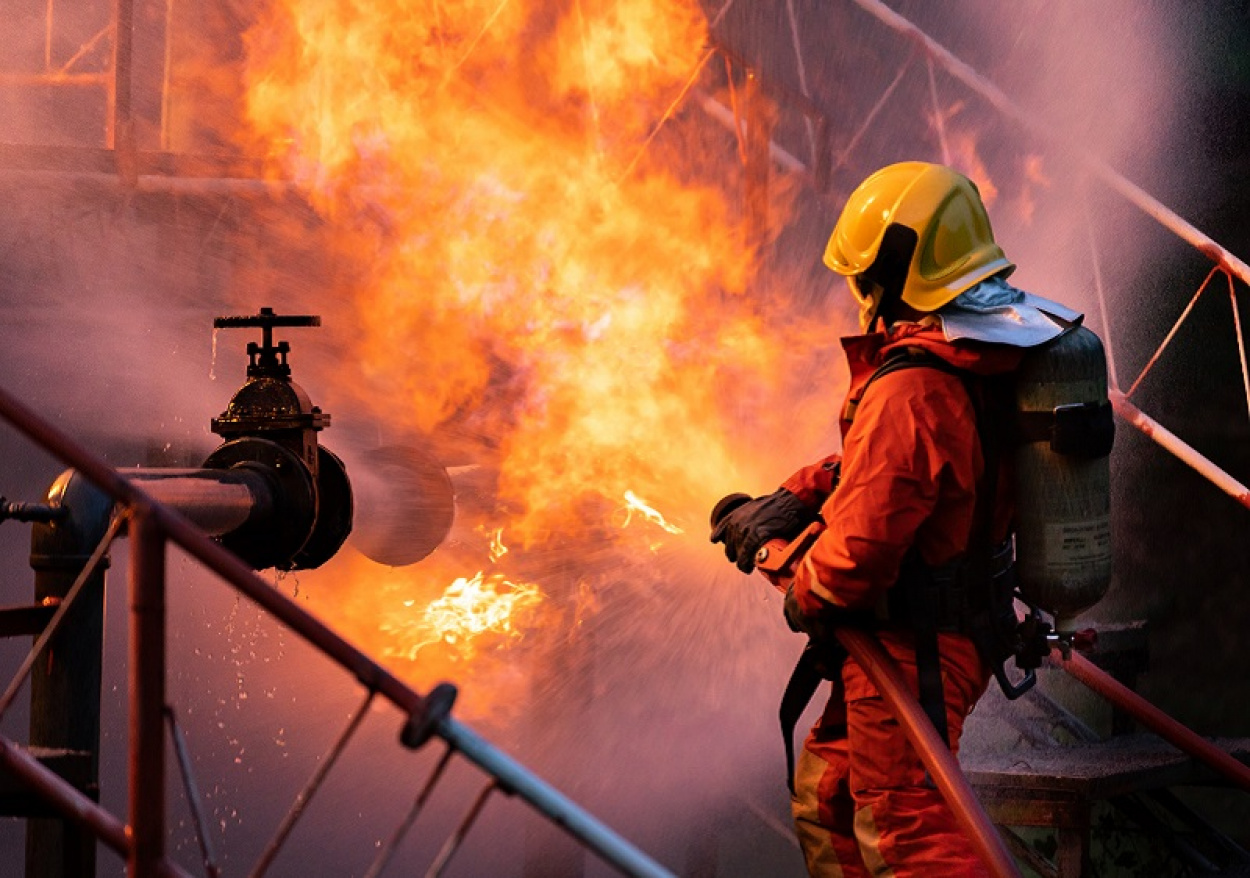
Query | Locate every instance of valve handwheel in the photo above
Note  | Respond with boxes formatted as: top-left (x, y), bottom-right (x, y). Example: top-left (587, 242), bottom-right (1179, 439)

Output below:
top-left (214, 307), bottom-right (322, 379)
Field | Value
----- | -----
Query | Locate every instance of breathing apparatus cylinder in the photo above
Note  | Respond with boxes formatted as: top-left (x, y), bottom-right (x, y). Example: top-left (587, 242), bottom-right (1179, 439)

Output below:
top-left (1012, 324), bottom-right (1114, 632)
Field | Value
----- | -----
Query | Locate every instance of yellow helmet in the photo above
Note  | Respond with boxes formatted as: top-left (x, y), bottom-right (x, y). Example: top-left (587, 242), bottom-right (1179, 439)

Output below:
top-left (824, 161), bottom-right (1014, 314)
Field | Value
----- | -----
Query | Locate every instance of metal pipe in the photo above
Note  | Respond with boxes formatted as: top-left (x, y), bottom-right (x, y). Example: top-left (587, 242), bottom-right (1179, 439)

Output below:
top-left (744, 71), bottom-right (773, 247)
top-left (160, 0), bottom-right (175, 151)
top-left (0, 73), bottom-right (110, 86)
top-left (129, 508), bottom-right (166, 878)
top-left (26, 469), bottom-right (116, 878)
top-left (44, 0), bottom-right (53, 69)
top-left (834, 628), bottom-right (1021, 878)
top-left (56, 24), bottom-right (113, 77)
top-left (126, 469), bottom-right (272, 537)
top-left (0, 169), bottom-right (288, 196)
top-left (1052, 647), bottom-right (1250, 794)
top-left (0, 144), bottom-right (270, 181)
top-left (0, 382), bottom-right (675, 878)
top-left (699, 98), bottom-right (805, 174)
top-left (0, 601), bottom-right (58, 638)
top-left (1110, 390), bottom-right (1250, 511)
top-left (1, 514), bottom-right (123, 723)
top-left (0, 499), bottom-right (66, 523)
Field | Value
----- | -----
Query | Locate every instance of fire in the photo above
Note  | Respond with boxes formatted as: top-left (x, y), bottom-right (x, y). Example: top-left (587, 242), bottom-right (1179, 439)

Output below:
top-left (382, 570), bottom-right (544, 662)
top-left (311, 547), bottom-right (552, 717)
top-left (620, 490), bottom-right (682, 535)
top-left (238, 0), bottom-right (803, 529)
top-left (486, 527), bottom-right (509, 563)
top-left (239, 0), bottom-right (841, 692)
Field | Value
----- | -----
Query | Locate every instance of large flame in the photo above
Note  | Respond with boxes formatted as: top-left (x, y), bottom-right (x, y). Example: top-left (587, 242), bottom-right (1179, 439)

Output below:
top-left (240, 0), bottom-right (835, 701)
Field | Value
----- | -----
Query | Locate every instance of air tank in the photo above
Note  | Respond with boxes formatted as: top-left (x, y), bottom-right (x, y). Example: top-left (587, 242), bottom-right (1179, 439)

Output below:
top-left (1012, 324), bottom-right (1114, 632)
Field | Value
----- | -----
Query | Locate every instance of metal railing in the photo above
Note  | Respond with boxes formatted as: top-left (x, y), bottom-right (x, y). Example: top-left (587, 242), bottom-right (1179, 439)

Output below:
top-left (0, 381), bottom-right (675, 878)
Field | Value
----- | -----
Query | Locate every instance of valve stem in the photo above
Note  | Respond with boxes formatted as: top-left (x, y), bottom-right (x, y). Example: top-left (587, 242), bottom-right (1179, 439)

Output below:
top-left (0, 497), bottom-right (66, 524)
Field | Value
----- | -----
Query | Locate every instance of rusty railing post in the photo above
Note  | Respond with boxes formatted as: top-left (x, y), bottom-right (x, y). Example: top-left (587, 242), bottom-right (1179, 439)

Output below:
top-left (129, 507), bottom-right (166, 878)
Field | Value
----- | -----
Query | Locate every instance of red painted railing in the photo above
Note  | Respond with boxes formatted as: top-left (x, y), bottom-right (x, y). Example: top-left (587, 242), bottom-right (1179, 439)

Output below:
top-left (0, 383), bottom-right (676, 878)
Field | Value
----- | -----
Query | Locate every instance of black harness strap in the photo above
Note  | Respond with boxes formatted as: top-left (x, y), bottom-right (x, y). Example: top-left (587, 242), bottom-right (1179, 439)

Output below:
top-left (780, 643), bottom-right (827, 794)
top-left (907, 563), bottom-right (950, 747)
top-left (779, 347), bottom-right (1006, 788)
top-left (861, 348), bottom-right (979, 747)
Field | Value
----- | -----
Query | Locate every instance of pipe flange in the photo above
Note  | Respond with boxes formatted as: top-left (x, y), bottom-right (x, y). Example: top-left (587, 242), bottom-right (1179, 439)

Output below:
top-left (202, 437), bottom-right (316, 571)
top-left (291, 445), bottom-right (354, 570)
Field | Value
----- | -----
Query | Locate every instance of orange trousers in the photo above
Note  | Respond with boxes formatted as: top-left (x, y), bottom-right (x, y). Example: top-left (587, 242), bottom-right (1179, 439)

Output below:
top-left (790, 630), bottom-right (990, 877)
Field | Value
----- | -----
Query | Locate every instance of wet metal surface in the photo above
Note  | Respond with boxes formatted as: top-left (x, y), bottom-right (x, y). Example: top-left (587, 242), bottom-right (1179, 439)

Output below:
top-left (964, 733), bottom-right (1250, 796)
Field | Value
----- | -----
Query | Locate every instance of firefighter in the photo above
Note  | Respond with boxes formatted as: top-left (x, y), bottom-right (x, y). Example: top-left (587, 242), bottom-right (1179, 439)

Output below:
top-left (712, 161), bottom-right (1082, 876)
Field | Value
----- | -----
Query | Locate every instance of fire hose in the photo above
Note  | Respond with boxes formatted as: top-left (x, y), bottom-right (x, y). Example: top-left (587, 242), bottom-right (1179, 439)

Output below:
top-left (711, 496), bottom-right (1021, 878)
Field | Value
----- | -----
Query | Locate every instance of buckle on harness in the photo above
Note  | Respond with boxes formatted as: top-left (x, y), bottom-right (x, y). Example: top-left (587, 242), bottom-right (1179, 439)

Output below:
top-left (1017, 401), bottom-right (1115, 457)
top-left (1051, 401), bottom-right (1115, 457)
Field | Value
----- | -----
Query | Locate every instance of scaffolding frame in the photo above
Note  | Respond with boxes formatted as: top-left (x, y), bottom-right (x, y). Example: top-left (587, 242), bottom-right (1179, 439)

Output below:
top-left (0, 0), bottom-right (264, 183)
top-left (693, 0), bottom-right (1250, 514)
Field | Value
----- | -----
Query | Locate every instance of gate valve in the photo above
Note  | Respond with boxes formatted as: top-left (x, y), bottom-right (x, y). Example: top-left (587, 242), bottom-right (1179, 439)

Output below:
top-left (202, 307), bottom-right (352, 571)
top-left (211, 307), bottom-right (329, 465)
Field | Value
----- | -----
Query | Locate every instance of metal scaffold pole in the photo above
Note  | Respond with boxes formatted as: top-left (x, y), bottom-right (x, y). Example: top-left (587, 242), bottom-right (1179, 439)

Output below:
top-left (128, 508), bottom-right (166, 878)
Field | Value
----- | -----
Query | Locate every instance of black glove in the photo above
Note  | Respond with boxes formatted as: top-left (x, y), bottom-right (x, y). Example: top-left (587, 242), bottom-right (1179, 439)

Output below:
top-left (709, 487), bottom-right (816, 573)
top-left (784, 583), bottom-right (874, 640)
top-left (784, 583), bottom-right (827, 638)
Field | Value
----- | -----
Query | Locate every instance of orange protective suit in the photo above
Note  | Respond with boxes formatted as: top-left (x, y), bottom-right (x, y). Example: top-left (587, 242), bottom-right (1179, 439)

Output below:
top-left (780, 322), bottom-right (1022, 878)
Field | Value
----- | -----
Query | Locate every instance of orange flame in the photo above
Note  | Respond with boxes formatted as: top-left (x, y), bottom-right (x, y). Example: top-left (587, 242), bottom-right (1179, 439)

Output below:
top-left (620, 490), bottom-right (682, 535)
top-left (240, 0), bottom-right (836, 692)
top-left (382, 570), bottom-right (544, 662)
top-left (486, 527), bottom-right (509, 563)
top-left (238, 1), bottom-right (793, 527)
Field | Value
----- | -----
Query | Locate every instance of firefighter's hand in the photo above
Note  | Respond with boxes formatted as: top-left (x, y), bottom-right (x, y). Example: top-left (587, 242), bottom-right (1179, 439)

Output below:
top-left (784, 584), bottom-right (825, 638)
top-left (784, 585), bottom-right (871, 640)
top-left (710, 488), bottom-right (817, 573)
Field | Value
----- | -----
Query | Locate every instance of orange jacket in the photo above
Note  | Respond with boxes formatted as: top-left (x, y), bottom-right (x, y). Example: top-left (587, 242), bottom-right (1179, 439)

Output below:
top-left (783, 323), bottom-right (1023, 616)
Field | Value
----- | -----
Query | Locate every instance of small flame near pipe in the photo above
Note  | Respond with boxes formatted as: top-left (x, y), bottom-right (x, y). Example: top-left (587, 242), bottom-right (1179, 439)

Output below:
top-left (381, 530), bottom-right (544, 663)
top-left (383, 571), bottom-right (544, 662)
